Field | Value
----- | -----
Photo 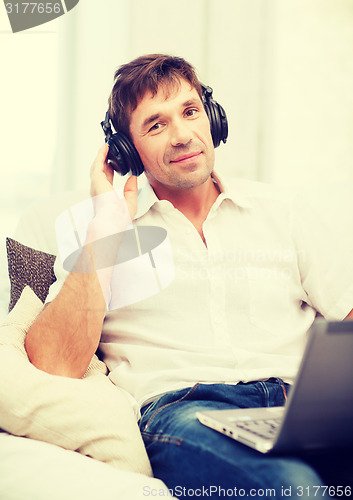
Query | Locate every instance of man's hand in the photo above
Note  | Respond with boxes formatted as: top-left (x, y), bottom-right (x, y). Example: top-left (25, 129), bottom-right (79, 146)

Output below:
top-left (90, 144), bottom-right (138, 221)
top-left (123, 175), bottom-right (138, 221)
top-left (90, 144), bottom-right (114, 197)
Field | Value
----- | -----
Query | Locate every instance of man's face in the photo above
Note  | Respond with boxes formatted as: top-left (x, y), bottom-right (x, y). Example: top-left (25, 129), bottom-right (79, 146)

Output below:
top-left (129, 78), bottom-right (215, 192)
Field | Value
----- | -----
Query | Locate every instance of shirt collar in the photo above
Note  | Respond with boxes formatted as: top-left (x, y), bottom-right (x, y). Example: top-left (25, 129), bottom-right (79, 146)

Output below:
top-left (135, 179), bottom-right (162, 219)
top-left (211, 171), bottom-right (252, 209)
top-left (134, 170), bottom-right (252, 220)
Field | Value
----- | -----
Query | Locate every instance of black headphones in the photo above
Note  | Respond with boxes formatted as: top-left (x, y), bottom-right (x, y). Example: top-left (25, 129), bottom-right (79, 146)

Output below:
top-left (101, 84), bottom-right (228, 176)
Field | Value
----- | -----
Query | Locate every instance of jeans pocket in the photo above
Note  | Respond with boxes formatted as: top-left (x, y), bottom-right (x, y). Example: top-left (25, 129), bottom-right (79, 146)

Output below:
top-left (141, 384), bottom-right (200, 432)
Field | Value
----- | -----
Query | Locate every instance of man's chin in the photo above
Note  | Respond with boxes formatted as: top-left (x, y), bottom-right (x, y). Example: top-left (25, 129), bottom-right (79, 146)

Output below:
top-left (171, 167), bottom-right (213, 189)
top-left (145, 161), bottom-right (214, 191)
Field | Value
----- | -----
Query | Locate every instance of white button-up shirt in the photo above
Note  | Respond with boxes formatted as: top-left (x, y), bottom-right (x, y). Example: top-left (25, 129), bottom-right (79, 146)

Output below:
top-left (48, 173), bottom-right (353, 409)
top-left (97, 173), bottom-right (353, 407)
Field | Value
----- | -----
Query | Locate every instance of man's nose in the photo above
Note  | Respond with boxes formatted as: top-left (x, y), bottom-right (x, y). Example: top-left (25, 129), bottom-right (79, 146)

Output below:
top-left (170, 120), bottom-right (192, 147)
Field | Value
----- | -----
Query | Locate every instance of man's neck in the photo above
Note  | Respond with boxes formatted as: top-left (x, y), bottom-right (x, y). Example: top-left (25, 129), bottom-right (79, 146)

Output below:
top-left (150, 174), bottom-right (220, 222)
top-left (148, 174), bottom-right (220, 247)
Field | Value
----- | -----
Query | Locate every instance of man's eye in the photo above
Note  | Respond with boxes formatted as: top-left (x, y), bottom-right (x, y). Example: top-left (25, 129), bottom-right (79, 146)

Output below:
top-left (185, 108), bottom-right (198, 117)
top-left (149, 123), bottom-right (162, 133)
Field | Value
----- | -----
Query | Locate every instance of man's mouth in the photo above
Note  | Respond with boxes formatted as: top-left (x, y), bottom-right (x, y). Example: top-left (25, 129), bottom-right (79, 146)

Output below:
top-left (170, 152), bottom-right (202, 164)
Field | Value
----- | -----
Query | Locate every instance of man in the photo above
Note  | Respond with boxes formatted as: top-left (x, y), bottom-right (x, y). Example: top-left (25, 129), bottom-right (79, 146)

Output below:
top-left (25, 54), bottom-right (353, 498)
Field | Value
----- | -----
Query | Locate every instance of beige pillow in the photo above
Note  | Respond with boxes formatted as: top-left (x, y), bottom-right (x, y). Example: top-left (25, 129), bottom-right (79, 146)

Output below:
top-left (0, 286), bottom-right (152, 476)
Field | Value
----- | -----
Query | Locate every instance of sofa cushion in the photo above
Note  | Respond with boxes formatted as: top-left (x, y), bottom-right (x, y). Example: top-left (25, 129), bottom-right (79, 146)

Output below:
top-left (0, 286), bottom-right (152, 476)
top-left (6, 237), bottom-right (56, 312)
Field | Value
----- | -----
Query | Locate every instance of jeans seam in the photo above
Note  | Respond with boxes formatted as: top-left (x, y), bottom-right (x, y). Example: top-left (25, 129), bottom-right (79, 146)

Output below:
top-left (271, 377), bottom-right (289, 403)
top-left (256, 381), bottom-right (270, 407)
top-left (148, 431), bottom-right (273, 493)
top-left (255, 378), bottom-right (288, 407)
top-left (142, 430), bottom-right (183, 446)
top-left (279, 379), bottom-right (288, 401)
top-left (142, 383), bottom-right (200, 432)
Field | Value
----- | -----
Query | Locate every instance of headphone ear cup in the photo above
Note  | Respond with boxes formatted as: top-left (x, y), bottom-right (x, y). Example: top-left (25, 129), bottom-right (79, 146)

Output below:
top-left (106, 135), bottom-right (129, 176)
top-left (214, 101), bottom-right (228, 148)
top-left (107, 132), bottom-right (144, 176)
top-left (202, 85), bottom-right (228, 148)
top-left (204, 100), bottom-right (220, 148)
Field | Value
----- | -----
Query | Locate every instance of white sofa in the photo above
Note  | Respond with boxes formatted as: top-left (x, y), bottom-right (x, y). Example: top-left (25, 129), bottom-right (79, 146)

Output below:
top-left (0, 432), bottom-right (170, 500)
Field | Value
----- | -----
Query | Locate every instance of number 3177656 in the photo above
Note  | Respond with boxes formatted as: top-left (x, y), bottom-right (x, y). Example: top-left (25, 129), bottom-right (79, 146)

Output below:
top-left (5, 3), bottom-right (62, 14)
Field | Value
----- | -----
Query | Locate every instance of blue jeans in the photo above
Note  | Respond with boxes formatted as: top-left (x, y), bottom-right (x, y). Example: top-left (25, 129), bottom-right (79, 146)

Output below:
top-left (139, 380), bottom-right (352, 499)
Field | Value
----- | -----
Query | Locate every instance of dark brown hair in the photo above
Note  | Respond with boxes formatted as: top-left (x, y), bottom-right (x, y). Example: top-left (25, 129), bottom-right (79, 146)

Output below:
top-left (108, 54), bottom-right (202, 135)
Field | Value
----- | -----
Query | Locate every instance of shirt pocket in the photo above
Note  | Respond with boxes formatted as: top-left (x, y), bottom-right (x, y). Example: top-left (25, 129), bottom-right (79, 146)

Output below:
top-left (247, 266), bottom-right (290, 334)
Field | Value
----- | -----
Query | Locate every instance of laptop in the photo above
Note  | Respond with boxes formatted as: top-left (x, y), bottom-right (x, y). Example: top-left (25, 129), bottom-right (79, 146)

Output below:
top-left (196, 319), bottom-right (353, 454)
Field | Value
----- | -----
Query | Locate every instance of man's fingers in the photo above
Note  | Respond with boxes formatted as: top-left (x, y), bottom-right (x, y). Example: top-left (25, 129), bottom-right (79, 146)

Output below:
top-left (124, 175), bottom-right (138, 220)
top-left (90, 148), bottom-right (137, 219)
top-left (98, 142), bottom-right (109, 162)
top-left (90, 144), bottom-right (109, 174)
top-left (90, 144), bottom-right (115, 197)
top-left (124, 175), bottom-right (138, 193)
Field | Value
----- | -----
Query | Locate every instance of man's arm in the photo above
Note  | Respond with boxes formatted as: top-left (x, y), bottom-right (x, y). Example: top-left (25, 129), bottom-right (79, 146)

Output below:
top-left (25, 145), bottom-right (138, 378)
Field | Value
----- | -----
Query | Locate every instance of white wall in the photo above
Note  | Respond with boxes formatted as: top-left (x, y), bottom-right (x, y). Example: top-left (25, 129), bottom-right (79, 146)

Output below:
top-left (264, 0), bottom-right (353, 186)
top-left (1, 0), bottom-right (353, 217)
top-left (52, 0), bottom-right (353, 191)
top-left (1, 0), bottom-right (352, 309)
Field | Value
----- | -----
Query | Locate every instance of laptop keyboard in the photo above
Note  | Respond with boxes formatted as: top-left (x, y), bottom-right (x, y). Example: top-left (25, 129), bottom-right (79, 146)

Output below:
top-left (235, 418), bottom-right (282, 440)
